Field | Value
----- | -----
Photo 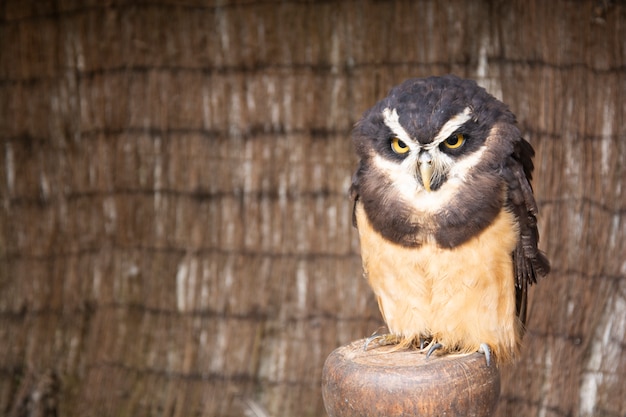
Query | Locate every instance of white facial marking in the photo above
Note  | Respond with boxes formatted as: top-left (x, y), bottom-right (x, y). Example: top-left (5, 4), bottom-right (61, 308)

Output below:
top-left (372, 151), bottom-right (421, 196)
top-left (382, 107), bottom-right (414, 145)
top-left (448, 144), bottom-right (486, 181)
top-left (426, 107), bottom-right (473, 151)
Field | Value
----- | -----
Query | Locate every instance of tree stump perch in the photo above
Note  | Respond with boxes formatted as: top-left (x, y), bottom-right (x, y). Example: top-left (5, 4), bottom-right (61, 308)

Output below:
top-left (322, 339), bottom-right (500, 417)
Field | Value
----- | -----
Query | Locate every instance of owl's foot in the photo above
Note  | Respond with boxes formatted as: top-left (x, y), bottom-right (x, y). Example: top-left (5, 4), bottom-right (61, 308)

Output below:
top-left (363, 332), bottom-right (400, 351)
top-left (364, 331), bottom-right (434, 351)
top-left (478, 343), bottom-right (492, 367)
top-left (420, 341), bottom-right (493, 365)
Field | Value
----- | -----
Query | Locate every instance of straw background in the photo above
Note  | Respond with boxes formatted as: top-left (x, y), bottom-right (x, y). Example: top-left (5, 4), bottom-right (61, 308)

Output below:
top-left (1, 1), bottom-right (624, 416)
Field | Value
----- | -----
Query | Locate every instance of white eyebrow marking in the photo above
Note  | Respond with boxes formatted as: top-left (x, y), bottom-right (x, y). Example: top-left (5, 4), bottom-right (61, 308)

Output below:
top-left (426, 106), bottom-right (473, 150)
top-left (382, 107), bottom-right (414, 144)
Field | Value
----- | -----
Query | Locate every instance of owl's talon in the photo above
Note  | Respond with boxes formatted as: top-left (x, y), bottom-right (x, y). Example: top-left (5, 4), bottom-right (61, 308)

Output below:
top-left (363, 333), bottom-right (399, 351)
top-left (426, 342), bottom-right (443, 358)
top-left (363, 328), bottom-right (385, 350)
top-left (363, 334), bottom-right (377, 351)
top-left (419, 337), bottom-right (430, 350)
top-left (478, 343), bottom-right (492, 366)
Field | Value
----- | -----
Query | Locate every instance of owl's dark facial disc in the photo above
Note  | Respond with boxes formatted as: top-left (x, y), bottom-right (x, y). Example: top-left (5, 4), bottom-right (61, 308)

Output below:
top-left (377, 105), bottom-right (476, 194)
top-left (351, 75), bottom-right (519, 248)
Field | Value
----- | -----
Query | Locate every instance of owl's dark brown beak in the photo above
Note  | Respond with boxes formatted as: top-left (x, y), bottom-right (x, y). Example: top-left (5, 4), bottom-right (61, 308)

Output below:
top-left (418, 151), bottom-right (433, 192)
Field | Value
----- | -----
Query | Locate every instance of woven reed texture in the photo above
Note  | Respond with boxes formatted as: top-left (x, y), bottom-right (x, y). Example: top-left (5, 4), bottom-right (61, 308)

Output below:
top-left (0, 1), bottom-right (624, 416)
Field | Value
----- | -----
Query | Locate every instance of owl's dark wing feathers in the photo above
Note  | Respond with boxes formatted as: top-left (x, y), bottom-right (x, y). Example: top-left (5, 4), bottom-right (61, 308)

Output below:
top-left (506, 138), bottom-right (550, 326)
top-left (350, 163), bottom-right (363, 227)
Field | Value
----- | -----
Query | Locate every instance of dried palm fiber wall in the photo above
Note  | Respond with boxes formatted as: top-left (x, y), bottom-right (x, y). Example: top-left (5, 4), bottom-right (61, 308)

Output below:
top-left (0, 1), bottom-right (624, 416)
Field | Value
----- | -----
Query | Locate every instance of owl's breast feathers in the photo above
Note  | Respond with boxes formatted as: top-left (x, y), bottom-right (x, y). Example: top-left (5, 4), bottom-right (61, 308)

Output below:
top-left (354, 201), bottom-right (521, 361)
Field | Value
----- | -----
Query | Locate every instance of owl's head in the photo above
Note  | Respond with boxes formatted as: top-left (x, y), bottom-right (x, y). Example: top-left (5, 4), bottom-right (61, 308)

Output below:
top-left (351, 75), bottom-right (527, 247)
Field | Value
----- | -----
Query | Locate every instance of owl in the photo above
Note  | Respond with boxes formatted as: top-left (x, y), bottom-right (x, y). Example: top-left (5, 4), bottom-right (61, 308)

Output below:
top-left (350, 75), bottom-right (550, 365)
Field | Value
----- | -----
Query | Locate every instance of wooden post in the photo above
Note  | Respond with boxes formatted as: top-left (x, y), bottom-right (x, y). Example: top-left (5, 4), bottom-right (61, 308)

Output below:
top-left (322, 339), bottom-right (500, 417)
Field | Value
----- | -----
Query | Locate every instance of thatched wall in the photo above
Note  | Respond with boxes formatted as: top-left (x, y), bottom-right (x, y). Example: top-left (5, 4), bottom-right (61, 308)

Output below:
top-left (0, 1), bottom-right (624, 416)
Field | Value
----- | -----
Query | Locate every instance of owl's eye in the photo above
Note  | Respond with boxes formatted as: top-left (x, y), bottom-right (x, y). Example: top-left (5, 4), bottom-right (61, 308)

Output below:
top-left (391, 137), bottom-right (410, 154)
top-left (442, 133), bottom-right (465, 149)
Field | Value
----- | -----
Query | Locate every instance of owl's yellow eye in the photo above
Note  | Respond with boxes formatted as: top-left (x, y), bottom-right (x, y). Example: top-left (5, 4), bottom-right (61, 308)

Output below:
top-left (391, 137), bottom-right (410, 154)
top-left (443, 133), bottom-right (465, 149)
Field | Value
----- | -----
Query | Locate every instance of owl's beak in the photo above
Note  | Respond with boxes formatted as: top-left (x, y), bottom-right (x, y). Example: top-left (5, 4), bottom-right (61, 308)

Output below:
top-left (418, 151), bottom-right (433, 192)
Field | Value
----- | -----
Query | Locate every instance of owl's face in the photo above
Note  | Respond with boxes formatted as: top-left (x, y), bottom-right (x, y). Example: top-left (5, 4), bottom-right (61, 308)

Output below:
top-left (352, 75), bottom-right (521, 248)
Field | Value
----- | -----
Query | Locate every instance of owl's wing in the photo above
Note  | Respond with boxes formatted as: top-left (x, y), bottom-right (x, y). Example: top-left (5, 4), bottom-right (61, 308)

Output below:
top-left (349, 162), bottom-right (364, 227)
top-left (506, 138), bottom-right (550, 327)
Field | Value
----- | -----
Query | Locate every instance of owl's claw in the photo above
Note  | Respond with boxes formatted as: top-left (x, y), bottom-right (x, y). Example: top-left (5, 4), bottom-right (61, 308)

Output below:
top-left (478, 343), bottom-right (492, 366)
top-left (363, 333), bottom-right (400, 351)
top-left (426, 342), bottom-right (443, 358)
top-left (419, 337), bottom-right (430, 350)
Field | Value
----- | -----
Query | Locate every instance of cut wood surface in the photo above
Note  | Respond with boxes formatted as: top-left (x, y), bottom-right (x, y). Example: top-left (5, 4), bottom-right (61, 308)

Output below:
top-left (322, 340), bottom-right (500, 417)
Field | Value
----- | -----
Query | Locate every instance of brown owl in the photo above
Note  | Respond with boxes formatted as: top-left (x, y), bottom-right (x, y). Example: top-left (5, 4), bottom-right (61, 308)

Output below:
top-left (350, 75), bottom-right (550, 365)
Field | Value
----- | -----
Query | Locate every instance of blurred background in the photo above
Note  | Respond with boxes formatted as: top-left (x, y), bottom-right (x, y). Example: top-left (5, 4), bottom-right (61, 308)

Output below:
top-left (0, 1), bottom-right (624, 416)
